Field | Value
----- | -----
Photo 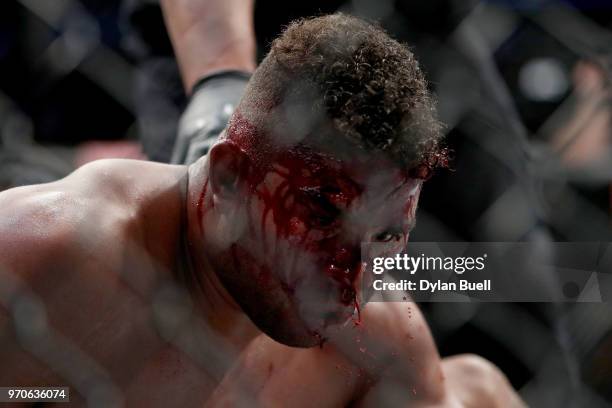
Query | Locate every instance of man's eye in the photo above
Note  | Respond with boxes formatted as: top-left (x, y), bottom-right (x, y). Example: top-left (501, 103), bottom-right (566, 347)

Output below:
top-left (374, 230), bottom-right (403, 243)
top-left (311, 214), bottom-right (336, 228)
top-left (301, 189), bottom-right (340, 229)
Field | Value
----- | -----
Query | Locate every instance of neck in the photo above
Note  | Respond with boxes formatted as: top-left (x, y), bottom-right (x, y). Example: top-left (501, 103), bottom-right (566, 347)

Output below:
top-left (181, 157), bottom-right (257, 347)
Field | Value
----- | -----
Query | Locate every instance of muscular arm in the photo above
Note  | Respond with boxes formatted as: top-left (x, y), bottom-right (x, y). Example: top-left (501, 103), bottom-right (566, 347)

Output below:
top-left (160, 0), bottom-right (257, 93)
top-left (206, 301), bottom-right (445, 406)
top-left (207, 301), bottom-right (524, 407)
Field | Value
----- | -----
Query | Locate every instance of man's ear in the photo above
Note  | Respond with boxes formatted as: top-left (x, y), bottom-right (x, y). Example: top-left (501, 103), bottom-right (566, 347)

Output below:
top-left (208, 141), bottom-right (250, 200)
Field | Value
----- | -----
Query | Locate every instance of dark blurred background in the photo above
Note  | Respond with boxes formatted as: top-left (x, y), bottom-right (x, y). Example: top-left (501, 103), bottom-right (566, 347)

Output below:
top-left (1, 0), bottom-right (611, 406)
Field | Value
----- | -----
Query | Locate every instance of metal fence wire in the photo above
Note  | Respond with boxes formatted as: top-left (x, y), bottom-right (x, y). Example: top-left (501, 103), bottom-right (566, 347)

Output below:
top-left (0, 0), bottom-right (611, 406)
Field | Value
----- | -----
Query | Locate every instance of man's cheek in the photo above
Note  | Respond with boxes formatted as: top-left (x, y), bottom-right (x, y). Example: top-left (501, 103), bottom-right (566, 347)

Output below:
top-left (248, 189), bottom-right (305, 245)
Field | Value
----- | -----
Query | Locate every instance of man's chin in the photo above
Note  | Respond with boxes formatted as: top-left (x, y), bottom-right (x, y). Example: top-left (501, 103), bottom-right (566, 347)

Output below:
top-left (262, 319), bottom-right (326, 348)
top-left (272, 330), bottom-right (323, 348)
top-left (265, 310), bottom-right (354, 348)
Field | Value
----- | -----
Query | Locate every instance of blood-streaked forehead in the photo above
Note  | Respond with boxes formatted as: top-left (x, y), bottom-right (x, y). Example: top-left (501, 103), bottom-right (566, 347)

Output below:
top-left (269, 147), bottom-right (363, 202)
top-left (269, 145), bottom-right (421, 230)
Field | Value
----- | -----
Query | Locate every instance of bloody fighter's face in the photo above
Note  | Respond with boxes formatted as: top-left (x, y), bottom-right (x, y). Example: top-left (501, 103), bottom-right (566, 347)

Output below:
top-left (200, 133), bottom-right (421, 347)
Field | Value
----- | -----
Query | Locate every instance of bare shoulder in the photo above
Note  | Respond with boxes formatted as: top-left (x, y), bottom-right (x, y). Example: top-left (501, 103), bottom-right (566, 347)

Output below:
top-left (0, 159), bottom-right (187, 387)
top-left (343, 301), bottom-right (446, 405)
top-left (0, 159), bottom-right (186, 278)
top-left (216, 302), bottom-right (448, 407)
top-left (357, 301), bottom-right (439, 363)
top-left (63, 158), bottom-right (187, 201)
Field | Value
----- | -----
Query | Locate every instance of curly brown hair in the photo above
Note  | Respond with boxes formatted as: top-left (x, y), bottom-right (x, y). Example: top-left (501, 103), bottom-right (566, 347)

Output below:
top-left (232, 13), bottom-right (446, 178)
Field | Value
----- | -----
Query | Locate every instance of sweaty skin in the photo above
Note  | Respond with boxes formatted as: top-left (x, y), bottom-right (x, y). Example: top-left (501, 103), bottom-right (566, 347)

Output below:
top-left (0, 153), bottom-right (523, 407)
top-left (0, 160), bottom-right (250, 407)
top-left (0, 155), bottom-right (420, 405)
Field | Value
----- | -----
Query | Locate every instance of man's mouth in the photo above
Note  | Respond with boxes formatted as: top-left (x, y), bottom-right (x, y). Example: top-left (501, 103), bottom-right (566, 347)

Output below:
top-left (277, 249), bottom-right (364, 332)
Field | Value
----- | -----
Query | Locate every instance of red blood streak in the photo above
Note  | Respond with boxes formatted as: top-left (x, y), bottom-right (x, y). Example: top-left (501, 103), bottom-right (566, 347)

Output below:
top-left (206, 111), bottom-right (418, 328)
top-left (224, 113), bottom-right (365, 308)
top-left (353, 297), bottom-right (362, 326)
top-left (314, 332), bottom-right (326, 348)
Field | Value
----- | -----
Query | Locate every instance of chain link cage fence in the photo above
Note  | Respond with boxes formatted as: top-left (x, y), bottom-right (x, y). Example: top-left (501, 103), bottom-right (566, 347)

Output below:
top-left (0, 0), bottom-right (611, 406)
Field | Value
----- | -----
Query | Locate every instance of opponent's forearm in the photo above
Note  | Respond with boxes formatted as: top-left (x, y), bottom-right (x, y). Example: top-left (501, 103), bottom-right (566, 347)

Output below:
top-left (160, 0), bottom-right (256, 93)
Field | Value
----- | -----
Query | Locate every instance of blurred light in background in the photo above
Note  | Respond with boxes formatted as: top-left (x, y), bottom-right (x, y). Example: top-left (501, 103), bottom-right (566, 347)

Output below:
top-left (519, 57), bottom-right (569, 101)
